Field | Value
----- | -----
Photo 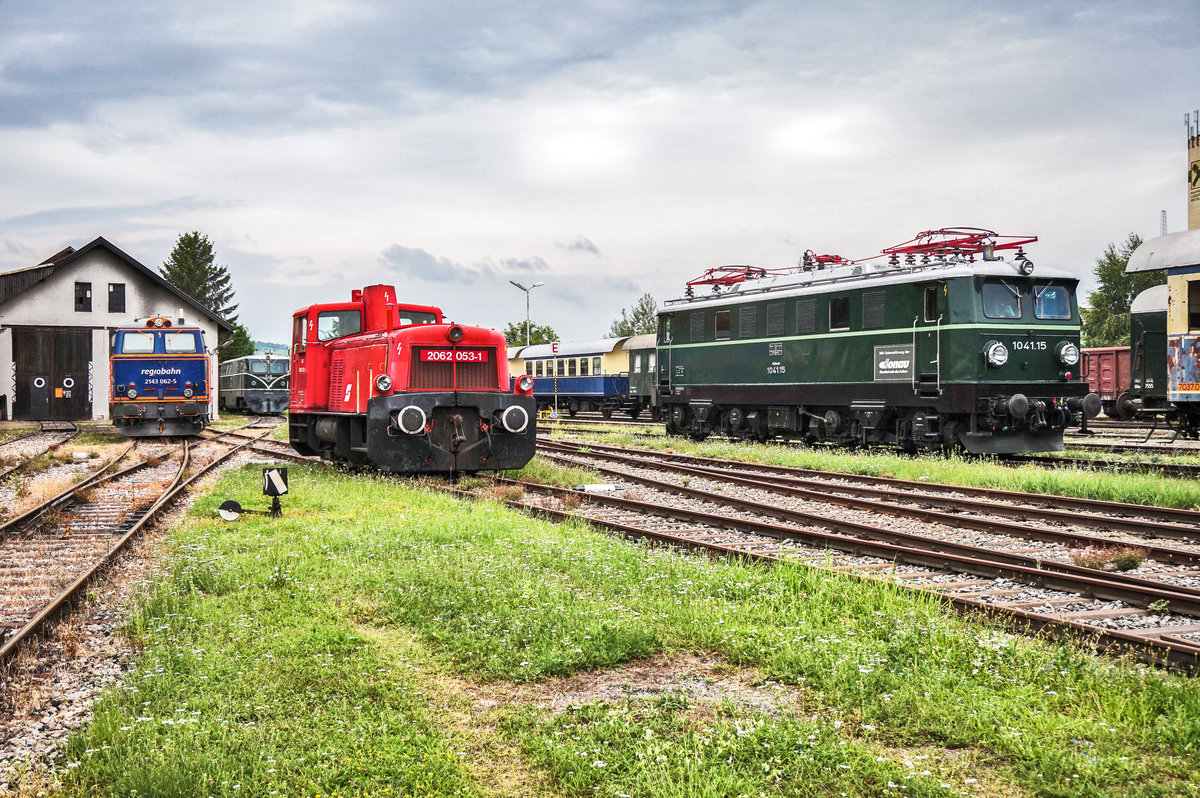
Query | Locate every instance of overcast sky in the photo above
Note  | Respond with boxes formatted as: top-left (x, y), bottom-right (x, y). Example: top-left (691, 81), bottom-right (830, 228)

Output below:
top-left (1, 0), bottom-right (1196, 344)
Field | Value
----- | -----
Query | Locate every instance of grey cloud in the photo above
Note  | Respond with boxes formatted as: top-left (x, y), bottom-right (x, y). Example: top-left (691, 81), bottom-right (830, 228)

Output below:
top-left (380, 244), bottom-right (486, 283)
top-left (0, 197), bottom-right (231, 233)
top-left (498, 255), bottom-right (548, 273)
top-left (0, 0), bottom-right (752, 133)
top-left (557, 236), bottom-right (600, 256)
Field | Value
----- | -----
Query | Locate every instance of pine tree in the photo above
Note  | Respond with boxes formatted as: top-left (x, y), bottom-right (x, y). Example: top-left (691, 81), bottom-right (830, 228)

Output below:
top-left (160, 231), bottom-right (239, 322)
top-left (1080, 234), bottom-right (1164, 347)
top-left (607, 293), bottom-right (657, 337)
top-left (222, 320), bottom-right (256, 359)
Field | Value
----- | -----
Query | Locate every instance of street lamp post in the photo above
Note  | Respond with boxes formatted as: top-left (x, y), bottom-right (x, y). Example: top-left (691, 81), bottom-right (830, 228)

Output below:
top-left (508, 280), bottom-right (545, 346)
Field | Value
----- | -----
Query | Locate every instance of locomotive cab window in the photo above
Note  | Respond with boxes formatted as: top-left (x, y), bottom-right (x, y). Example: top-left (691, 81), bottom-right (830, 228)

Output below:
top-left (398, 311), bottom-right (438, 326)
top-left (293, 314), bottom-right (307, 352)
top-left (1034, 284), bottom-right (1072, 320)
top-left (119, 330), bottom-right (155, 354)
top-left (715, 310), bottom-right (732, 341)
top-left (982, 281), bottom-right (1021, 319)
top-left (1189, 279), bottom-right (1200, 332)
top-left (829, 296), bottom-right (850, 331)
top-left (923, 286), bottom-right (939, 322)
top-left (164, 331), bottom-right (199, 353)
top-left (316, 310), bottom-right (361, 341)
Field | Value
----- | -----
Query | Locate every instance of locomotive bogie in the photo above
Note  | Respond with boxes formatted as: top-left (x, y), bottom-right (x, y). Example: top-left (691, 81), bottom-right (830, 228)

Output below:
top-left (657, 261), bottom-right (1098, 454)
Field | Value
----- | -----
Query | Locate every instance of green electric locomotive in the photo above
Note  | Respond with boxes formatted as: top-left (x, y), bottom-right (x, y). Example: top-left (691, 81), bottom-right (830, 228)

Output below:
top-left (655, 229), bottom-right (1102, 454)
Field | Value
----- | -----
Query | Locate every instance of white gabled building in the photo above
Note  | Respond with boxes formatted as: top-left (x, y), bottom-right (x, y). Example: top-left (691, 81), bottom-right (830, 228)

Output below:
top-left (0, 236), bottom-right (232, 422)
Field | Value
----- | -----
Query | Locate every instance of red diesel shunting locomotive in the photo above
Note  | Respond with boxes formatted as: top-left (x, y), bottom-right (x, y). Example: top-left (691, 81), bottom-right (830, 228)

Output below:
top-left (288, 284), bottom-right (537, 473)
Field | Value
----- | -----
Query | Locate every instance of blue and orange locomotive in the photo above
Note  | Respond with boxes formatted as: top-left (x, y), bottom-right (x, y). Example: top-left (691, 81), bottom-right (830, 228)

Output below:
top-left (110, 316), bottom-right (211, 436)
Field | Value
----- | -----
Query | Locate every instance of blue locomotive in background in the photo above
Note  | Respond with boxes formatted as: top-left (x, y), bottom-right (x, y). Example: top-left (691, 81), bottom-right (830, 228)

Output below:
top-left (110, 316), bottom-right (211, 436)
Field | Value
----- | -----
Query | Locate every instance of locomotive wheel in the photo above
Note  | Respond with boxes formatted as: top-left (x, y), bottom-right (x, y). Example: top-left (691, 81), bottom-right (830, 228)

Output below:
top-left (628, 403), bottom-right (642, 420)
top-left (568, 400), bottom-right (579, 417)
top-left (649, 406), bottom-right (662, 422)
top-left (601, 407), bottom-right (613, 419)
top-left (1115, 391), bottom-right (1135, 420)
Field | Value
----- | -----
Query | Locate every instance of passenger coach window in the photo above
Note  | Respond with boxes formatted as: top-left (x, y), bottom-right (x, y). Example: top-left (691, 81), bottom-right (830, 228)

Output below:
top-left (568, 359), bottom-right (577, 377)
top-left (1190, 280), bottom-right (1200, 332)
top-left (592, 356), bottom-right (601, 373)
top-left (580, 358), bottom-right (589, 375)
top-left (829, 296), bottom-right (850, 331)
top-left (120, 331), bottom-right (155, 354)
top-left (535, 361), bottom-right (544, 377)
top-left (715, 310), bottom-right (732, 341)
top-left (526, 362), bottom-right (533, 376)
top-left (557, 360), bottom-right (566, 376)
top-left (982, 282), bottom-right (1021, 319)
top-left (317, 310), bottom-right (361, 341)
top-left (164, 332), bottom-right (199, 353)
top-left (1034, 285), bottom-right (1072, 320)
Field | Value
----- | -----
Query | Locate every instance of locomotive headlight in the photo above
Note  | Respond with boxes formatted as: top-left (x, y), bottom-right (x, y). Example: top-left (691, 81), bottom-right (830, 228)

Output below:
top-left (375, 374), bottom-right (393, 392)
top-left (1055, 341), bottom-right (1080, 367)
top-left (983, 340), bottom-right (1009, 368)
top-left (183, 386), bottom-right (194, 398)
top-left (516, 374), bottom-right (534, 392)
top-left (447, 324), bottom-right (465, 343)
top-left (127, 387), bottom-right (138, 398)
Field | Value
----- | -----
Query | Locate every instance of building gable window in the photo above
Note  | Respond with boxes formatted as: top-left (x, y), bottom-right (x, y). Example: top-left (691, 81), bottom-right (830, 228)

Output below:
top-left (75, 282), bottom-right (92, 312)
top-left (109, 282), bottom-right (126, 314)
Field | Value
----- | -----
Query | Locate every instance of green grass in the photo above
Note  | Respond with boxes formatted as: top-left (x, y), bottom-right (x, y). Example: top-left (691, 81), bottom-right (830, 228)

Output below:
top-left (553, 430), bottom-right (1200, 510)
top-left (46, 464), bottom-right (1200, 797)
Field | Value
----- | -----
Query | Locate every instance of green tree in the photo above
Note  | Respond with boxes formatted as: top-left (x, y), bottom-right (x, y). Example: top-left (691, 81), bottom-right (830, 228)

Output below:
top-left (160, 231), bottom-right (239, 322)
top-left (221, 320), bottom-right (255, 359)
top-left (502, 320), bottom-right (558, 346)
top-left (606, 292), bottom-right (657, 337)
top-left (1079, 233), bottom-right (1163, 347)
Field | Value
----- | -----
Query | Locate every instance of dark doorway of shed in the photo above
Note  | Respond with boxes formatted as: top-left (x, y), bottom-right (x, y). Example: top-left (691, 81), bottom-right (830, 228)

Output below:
top-left (13, 328), bottom-right (92, 420)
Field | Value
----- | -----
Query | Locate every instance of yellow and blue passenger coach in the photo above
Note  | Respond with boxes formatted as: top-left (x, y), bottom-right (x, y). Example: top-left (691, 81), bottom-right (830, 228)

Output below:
top-left (656, 248), bottom-right (1101, 454)
top-left (509, 337), bottom-right (648, 418)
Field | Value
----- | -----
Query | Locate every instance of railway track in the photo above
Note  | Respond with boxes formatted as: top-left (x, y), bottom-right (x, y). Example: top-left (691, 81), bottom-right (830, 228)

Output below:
top-left (466, 438), bottom-right (1200, 668)
top-left (0, 427), bottom-right (283, 668)
top-left (545, 422), bottom-right (1200, 478)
